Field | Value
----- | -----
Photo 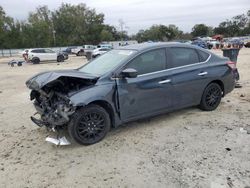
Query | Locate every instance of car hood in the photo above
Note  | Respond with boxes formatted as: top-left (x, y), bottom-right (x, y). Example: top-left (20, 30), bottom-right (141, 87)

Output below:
top-left (26, 69), bottom-right (98, 90)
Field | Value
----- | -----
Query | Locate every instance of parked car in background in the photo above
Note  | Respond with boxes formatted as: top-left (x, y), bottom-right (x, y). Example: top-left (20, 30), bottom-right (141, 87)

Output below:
top-left (61, 51), bottom-right (69, 60)
top-left (97, 43), bottom-right (113, 49)
top-left (191, 39), bottom-right (209, 49)
top-left (207, 39), bottom-right (220, 49)
top-left (27, 48), bottom-right (66, 64)
top-left (63, 46), bottom-right (77, 54)
top-left (26, 42), bottom-right (235, 145)
top-left (92, 47), bottom-right (111, 58)
top-left (72, 45), bottom-right (96, 56)
top-left (244, 41), bottom-right (250, 48)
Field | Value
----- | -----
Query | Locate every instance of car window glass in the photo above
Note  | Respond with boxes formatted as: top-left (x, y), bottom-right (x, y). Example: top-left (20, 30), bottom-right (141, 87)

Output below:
top-left (126, 49), bottom-right (166, 75)
top-left (31, 49), bottom-right (43, 53)
top-left (78, 50), bottom-right (136, 76)
top-left (168, 47), bottom-right (199, 68)
top-left (197, 50), bottom-right (210, 62)
top-left (44, 49), bottom-right (54, 53)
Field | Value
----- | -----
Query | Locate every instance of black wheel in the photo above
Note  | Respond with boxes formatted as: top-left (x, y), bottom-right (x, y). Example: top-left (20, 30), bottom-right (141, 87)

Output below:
top-left (68, 105), bottom-right (111, 145)
top-left (93, 54), bottom-right (100, 58)
top-left (77, 51), bottom-right (84, 56)
top-left (199, 83), bottom-right (222, 111)
top-left (32, 58), bottom-right (40, 64)
top-left (57, 55), bottom-right (64, 62)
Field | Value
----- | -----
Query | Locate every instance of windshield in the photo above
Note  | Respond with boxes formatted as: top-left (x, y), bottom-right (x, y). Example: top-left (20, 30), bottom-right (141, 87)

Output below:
top-left (78, 49), bottom-right (136, 75)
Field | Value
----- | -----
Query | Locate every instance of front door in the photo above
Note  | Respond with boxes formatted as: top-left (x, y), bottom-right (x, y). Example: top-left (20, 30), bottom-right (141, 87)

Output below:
top-left (44, 49), bottom-right (57, 61)
top-left (117, 48), bottom-right (173, 121)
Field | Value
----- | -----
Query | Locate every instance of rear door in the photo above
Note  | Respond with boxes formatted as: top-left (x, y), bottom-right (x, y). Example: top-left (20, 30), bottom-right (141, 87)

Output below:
top-left (117, 48), bottom-right (174, 121)
top-left (166, 47), bottom-right (210, 107)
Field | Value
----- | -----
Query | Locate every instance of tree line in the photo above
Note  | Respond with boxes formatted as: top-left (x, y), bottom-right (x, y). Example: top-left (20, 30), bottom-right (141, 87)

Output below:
top-left (0, 4), bottom-right (249, 49)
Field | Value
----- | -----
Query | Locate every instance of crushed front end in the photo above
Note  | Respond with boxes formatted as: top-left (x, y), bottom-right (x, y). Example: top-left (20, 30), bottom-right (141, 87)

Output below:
top-left (26, 70), bottom-right (98, 132)
top-left (30, 89), bottom-right (75, 130)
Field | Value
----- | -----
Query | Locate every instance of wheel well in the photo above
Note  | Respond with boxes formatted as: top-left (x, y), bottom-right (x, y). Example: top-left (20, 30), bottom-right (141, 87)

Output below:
top-left (88, 100), bottom-right (115, 128)
top-left (32, 57), bottom-right (40, 61)
top-left (210, 80), bottom-right (225, 96)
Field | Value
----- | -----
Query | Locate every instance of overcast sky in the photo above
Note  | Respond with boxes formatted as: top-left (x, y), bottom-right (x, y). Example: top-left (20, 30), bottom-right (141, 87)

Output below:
top-left (1, 0), bottom-right (249, 34)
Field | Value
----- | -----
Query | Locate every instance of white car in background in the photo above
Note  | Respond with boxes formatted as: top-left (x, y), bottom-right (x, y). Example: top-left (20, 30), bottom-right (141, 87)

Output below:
top-left (71, 45), bottom-right (96, 56)
top-left (92, 47), bottom-right (111, 58)
top-left (27, 48), bottom-right (65, 64)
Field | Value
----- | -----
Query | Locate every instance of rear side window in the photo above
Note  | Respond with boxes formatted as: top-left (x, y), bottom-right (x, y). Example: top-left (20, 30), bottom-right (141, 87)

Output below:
top-left (126, 49), bottom-right (166, 75)
top-left (168, 47), bottom-right (199, 68)
top-left (44, 49), bottom-right (55, 53)
top-left (197, 50), bottom-right (210, 62)
top-left (31, 49), bottom-right (44, 53)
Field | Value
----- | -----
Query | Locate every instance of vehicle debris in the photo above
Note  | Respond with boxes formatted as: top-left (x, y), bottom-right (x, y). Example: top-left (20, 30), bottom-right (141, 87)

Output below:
top-left (240, 127), bottom-right (248, 134)
top-left (8, 60), bottom-right (25, 67)
top-left (45, 136), bottom-right (71, 145)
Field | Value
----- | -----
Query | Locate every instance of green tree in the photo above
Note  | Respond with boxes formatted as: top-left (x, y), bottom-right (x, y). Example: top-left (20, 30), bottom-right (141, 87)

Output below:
top-left (191, 24), bottom-right (212, 37)
top-left (0, 6), bottom-right (15, 48)
top-left (214, 11), bottom-right (250, 37)
top-left (134, 24), bottom-right (183, 42)
top-left (100, 29), bottom-right (114, 41)
top-left (52, 3), bottom-right (104, 45)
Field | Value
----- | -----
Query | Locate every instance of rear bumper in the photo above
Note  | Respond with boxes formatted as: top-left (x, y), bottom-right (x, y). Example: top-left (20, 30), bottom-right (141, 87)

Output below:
top-left (223, 70), bottom-right (236, 95)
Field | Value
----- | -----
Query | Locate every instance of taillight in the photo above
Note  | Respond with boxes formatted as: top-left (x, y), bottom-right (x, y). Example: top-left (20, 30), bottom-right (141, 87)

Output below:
top-left (227, 61), bottom-right (236, 69)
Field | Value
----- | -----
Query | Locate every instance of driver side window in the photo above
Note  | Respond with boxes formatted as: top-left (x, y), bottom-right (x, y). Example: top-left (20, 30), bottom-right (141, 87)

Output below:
top-left (126, 49), bottom-right (166, 75)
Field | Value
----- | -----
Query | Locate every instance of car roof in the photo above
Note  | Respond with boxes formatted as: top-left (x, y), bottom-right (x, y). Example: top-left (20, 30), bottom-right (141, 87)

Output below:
top-left (117, 42), bottom-right (205, 52)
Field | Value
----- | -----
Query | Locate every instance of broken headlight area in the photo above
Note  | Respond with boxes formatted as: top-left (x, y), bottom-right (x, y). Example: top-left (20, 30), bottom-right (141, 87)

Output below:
top-left (30, 89), bottom-right (75, 129)
top-left (28, 75), bottom-right (97, 130)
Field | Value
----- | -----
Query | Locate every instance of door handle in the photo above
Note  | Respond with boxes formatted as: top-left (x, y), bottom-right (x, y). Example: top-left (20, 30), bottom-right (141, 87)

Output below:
top-left (198, 72), bottom-right (208, 76)
top-left (158, 79), bottom-right (171, 84)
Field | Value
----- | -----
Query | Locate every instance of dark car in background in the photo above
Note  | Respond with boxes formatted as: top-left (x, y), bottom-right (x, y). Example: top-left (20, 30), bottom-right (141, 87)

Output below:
top-left (26, 43), bottom-right (235, 145)
top-left (63, 46), bottom-right (77, 54)
top-left (191, 39), bottom-right (214, 49)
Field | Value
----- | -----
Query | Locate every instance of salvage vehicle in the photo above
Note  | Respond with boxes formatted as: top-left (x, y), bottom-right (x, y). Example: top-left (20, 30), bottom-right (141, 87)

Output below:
top-left (26, 43), bottom-right (236, 145)
top-left (72, 45), bottom-right (96, 56)
top-left (27, 48), bottom-right (66, 64)
top-left (92, 47), bottom-right (111, 58)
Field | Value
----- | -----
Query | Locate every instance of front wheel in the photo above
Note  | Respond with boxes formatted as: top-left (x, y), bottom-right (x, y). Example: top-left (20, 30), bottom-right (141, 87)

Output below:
top-left (57, 55), bottom-right (64, 62)
top-left (199, 83), bottom-right (222, 111)
top-left (68, 105), bottom-right (111, 145)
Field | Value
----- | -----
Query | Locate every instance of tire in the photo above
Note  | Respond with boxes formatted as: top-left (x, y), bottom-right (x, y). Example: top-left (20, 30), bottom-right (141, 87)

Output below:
top-left (32, 58), bottom-right (40, 64)
top-left (93, 54), bottom-right (100, 58)
top-left (77, 51), bottom-right (84, 56)
top-left (57, 55), bottom-right (64, 62)
top-left (68, 104), bottom-right (111, 145)
top-left (199, 83), bottom-right (222, 111)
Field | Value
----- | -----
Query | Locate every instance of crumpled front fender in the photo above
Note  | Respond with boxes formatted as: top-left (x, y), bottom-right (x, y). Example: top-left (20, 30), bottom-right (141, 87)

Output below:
top-left (69, 83), bottom-right (115, 107)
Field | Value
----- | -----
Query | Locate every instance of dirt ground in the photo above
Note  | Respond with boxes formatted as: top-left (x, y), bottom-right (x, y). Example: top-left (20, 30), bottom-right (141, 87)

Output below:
top-left (0, 49), bottom-right (249, 188)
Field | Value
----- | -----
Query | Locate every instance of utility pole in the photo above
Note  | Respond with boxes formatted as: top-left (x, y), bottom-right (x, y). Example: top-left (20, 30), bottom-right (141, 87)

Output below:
top-left (52, 30), bottom-right (56, 46)
top-left (51, 22), bottom-right (56, 46)
top-left (118, 19), bottom-right (125, 42)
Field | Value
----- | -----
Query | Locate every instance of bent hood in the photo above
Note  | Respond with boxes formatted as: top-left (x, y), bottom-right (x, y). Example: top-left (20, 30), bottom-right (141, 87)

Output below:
top-left (26, 69), bottom-right (98, 90)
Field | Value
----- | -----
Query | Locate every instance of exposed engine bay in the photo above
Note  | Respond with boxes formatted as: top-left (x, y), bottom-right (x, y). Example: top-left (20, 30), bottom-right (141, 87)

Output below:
top-left (28, 75), bottom-right (97, 130)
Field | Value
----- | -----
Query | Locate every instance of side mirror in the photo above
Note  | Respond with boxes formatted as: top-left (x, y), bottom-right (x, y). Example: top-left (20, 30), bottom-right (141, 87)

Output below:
top-left (121, 68), bottom-right (138, 78)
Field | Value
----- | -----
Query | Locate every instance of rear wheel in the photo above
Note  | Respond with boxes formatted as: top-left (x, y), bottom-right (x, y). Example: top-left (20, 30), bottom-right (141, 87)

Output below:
top-left (32, 58), bottom-right (40, 64)
top-left (77, 51), bottom-right (84, 56)
top-left (68, 105), bottom-right (111, 145)
top-left (199, 83), bottom-right (222, 111)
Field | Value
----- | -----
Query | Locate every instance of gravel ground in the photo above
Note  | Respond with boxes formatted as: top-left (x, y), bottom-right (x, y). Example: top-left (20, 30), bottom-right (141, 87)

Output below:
top-left (0, 50), bottom-right (249, 188)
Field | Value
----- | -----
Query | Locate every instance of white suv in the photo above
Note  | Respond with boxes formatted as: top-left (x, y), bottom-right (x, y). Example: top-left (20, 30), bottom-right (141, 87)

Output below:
top-left (27, 49), bottom-right (65, 64)
top-left (92, 48), bottom-right (111, 58)
top-left (72, 45), bottom-right (96, 56)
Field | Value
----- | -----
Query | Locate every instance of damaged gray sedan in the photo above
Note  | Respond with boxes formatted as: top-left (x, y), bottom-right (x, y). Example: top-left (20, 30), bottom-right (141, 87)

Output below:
top-left (26, 43), bottom-right (235, 145)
